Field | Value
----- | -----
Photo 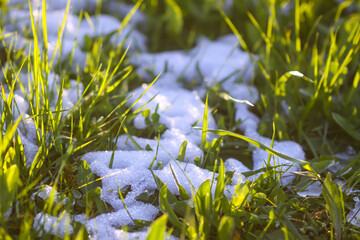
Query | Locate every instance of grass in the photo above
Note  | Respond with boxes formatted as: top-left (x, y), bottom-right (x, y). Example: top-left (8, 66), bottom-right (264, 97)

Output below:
top-left (1, 0), bottom-right (360, 239)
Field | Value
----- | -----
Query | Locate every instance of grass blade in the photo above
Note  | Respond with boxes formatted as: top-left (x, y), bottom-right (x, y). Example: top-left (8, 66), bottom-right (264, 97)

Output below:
top-left (322, 172), bottom-right (344, 240)
top-left (217, 216), bottom-right (235, 240)
top-left (295, 0), bottom-right (301, 53)
top-left (201, 93), bottom-right (209, 152)
top-left (146, 214), bottom-right (168, 240)
top-left (159, 184), bottom-right (183, 229)
top-left (202, 128), bottom-right (316, 174)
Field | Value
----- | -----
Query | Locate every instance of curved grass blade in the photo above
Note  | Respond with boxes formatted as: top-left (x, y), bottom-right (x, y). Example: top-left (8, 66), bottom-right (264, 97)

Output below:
top-left (202, 128), bottom-right (316, 174)
top-left (219, 92), bottom-right (254, 107)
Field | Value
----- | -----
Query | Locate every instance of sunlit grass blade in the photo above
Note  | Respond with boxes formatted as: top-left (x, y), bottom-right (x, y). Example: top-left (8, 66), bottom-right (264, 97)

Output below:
top-left (146, 214), bottom-right (168, 240)
top-left (0, 32), bottom-right (14, 41)
top-left (0, 117), bottom-right (22, 172)
top-left (159, 184), bottom-right (183, 229)
top-left (0, 164), bottom-right (20, 215)
top-left (202, 128), bottom-right (316, 174)
top-left (121, 72), bottom-right (161, 118)
top-left (117, 183), bottom-right (134, 222)
top-left (49, 0), bottom-right (71, 69)
top-left (194, 179), bottom-right (212, 238)
top-left (169, 163), bottom-right (190, 200)
top-left (177, 141), bottom-right (187, 162)
top-left (201, 93), bottom-right (208, 152)
top-left (218, 8), bottom-right (271, 82)
top-left (246, 11), bottom-right (270, 49)
top-left (117, 0), bottom-right (143, 35)
top-left (109, 117), bottom-right (126, 168)
top-left (41, 0), bottom-right (48, 74)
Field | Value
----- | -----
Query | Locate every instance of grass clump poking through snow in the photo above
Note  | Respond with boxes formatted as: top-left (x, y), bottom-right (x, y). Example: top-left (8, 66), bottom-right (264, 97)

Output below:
top-left (1, 0), bottom-right (360, 239)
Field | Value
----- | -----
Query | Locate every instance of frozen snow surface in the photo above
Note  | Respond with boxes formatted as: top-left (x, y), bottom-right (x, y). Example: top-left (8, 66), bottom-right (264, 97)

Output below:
top-left (5, 0), bottom-right (358, 238)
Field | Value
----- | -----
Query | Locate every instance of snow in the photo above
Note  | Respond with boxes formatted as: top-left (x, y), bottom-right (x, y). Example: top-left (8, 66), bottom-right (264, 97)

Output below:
top-left (82, 149), bottom-right (216, 208)
top-left (329, 146), bottom-right (357, 173)
top-left (126, 82), bottom-right (216, 136)
top-left (4, 7), bottom-right (146, 68)
top-left (130, 33), bottom-right (305, 186)
top-left (297, 181), bottom-right (322, 197)
top-left (17, 131), bottom-right (39, 167)
top-left (131, 35), bottom-right (253, 86)
top-left (74, 211), bottom-right (176, 240)
top-left (33, 212), bottom-right (73, 238)
top-left (6, 0), bottom-right (356, 238)
top-left (116, 129), bottom-right (202, 163)
top-left (4, 205), bottom-right (12, 218)
top-left (225, 158), bottom-right (249, 184)
top-left (75, 204), bottom-right (159, 239)
top-left (347, 196), bottom-right (360, 227)
top-left (31, 185), bottom-right (68, 205)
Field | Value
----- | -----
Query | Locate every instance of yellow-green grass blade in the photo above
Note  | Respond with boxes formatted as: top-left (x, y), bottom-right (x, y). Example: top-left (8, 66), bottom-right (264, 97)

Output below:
top-left (49, 0), bottom-right (71, 69)
top-left (146, 214), bottom-right (168, 240)
top-left (201, 128), bottom-right (316, 174)
top-left (201, 94), bottom-right (209, 151)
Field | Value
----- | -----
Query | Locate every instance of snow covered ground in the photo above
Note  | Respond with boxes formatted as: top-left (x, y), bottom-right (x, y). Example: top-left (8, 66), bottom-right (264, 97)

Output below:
top-left (2, 0), bottom-right (357, 238)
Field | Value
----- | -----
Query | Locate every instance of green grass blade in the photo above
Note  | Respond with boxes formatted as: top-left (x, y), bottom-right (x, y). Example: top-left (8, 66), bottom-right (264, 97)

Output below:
top-left (246, 11), bottom-right (270, 48)
top-left (203, 128), bottom-right (316, 174)
top-left (169, 163), bottom-right (190, 200)
top-left (217, 216), bottom-right (235, 240)
top-left (214, 160), bottom-right (225, 202)
top-left (109, 117), bottom-right (126, 168)
top-left (49, 0), bottom-right (71, 69)
top-left (177, 141), bottom-right (187, 162)
top-left (121, 73), bottom-right (161, 119)
top-left (332, 113), bottom-right (360, 141)
top-left (158, 142), bottom-right (196, 193)
top-left (117, 184), bottom-right (134, 222)
top-left (41, 0), bottom-right (49, 74)
top-left (0, 164), bottom-right (20, 215)
top-left (201, 93), bottom-right (209, 152)
top-left (0, 117), bottom-right (22, 167)
top-left (219, 8), bottom-right (270, 81)
top-left (231, 183), bottom-right (250, 209)
top-left (117, 0), bottom-right (144, 35)
top-left (146, 214), bottom-right (168, 240)
top-left (295, 0), bottom-right (301, 53)
top-left (159, 184), bottom-right (183, 229)
top-left (322, 172), bottom-right (344, 240)
top-left (194, 179), bottom-right (212, 238)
